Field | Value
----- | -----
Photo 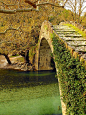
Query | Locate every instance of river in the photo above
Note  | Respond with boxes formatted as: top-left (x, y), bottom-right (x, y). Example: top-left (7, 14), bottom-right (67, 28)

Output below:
top-left (0, 69), bottom-right (62, 115)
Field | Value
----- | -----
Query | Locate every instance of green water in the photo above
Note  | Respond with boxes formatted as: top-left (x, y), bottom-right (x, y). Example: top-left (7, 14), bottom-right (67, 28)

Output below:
top-left (0, 69), bottom-right (62, 115)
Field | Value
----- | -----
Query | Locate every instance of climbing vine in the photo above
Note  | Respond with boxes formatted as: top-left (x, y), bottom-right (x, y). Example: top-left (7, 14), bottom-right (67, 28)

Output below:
top-left (52, 33), bottom-right (86, 115)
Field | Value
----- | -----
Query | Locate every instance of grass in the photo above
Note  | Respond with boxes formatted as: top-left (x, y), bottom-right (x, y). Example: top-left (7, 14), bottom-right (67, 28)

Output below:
top-left (9, 55), bottom-right (24, 63)
top-left (10, 54), bottom-right (19, 57)
top-left (16, 57), bottom-right (24, 62)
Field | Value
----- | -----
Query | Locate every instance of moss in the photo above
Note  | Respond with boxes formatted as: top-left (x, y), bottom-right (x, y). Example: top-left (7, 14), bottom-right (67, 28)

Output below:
top-left (52, 34), bottom-right (86, 115)
top-left (64, 23), bottom-right (86, 38)
top-left (10, 54), bottom-right (19, 57)
top-left (50, 33), bottom-right (56, 40)
top-left (44, 25), bottom-right (48, 31)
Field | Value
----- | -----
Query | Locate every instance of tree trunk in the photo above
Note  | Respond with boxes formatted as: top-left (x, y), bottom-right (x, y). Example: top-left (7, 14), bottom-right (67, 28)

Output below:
top-left (24, 50), bottom-right (29, 63)
top-left (4, 54), bottom-right (11, 64)
top-left (74, 0), bottom-right (77, 22)
top-left (78, 0), bottom-right (81, 23)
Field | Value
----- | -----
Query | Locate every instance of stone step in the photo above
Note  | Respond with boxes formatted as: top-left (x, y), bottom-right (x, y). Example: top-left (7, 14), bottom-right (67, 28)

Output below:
top-left (56, 32), bottom-right (77, 35)
top-left (73, 46), bottom-right (86, 52)
top-left (54, 29), bottom-right (76, 32)
top-left (77, 51), bottom-right (86, 54)
top-left (56, 31), bottom-right (75, 33)
top-left (64, 34), bottom-right (82, 37)
top-left (53, 25), bottom-right (70, 28)
top-left (71, 44), bottom-right (86, 46)
top-left (70, 45), bottom-right (86, 52)
top-left (63, 37), bottom-right (86, 41)
top-left (59, 34), bottom-right (82, 38)
top-left (67, 41), bottom-right (86, 46)
top-left (54, 26), bottom-right (75, 30)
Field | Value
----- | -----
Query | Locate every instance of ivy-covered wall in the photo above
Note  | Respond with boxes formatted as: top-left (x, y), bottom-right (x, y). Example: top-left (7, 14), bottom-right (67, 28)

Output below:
top-left (52, 33), bottom-right (86, 115)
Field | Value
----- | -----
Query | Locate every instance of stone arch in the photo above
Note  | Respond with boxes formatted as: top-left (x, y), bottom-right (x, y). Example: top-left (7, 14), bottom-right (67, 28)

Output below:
top-left (35, 21), bottom-right (54, 70)
top-left (38, 37), bottom-right (54, 70)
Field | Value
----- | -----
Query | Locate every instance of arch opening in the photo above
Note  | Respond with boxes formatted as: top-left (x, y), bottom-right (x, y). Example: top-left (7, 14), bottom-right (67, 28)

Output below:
top-left (38, 38), bottom-right (55, 71)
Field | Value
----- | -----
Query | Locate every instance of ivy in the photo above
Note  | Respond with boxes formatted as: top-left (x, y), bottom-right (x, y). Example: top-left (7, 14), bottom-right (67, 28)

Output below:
top-left (52, 34), bottom-right (86, 115)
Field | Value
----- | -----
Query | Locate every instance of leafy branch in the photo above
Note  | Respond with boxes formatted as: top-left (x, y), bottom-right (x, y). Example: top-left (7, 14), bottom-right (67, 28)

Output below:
top-left (0, 26), bottom-right (21, 34)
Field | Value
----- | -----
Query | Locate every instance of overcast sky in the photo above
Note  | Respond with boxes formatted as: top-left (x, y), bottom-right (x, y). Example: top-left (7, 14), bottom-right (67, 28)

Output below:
top-left (64, 0), bottom-right (86, 16)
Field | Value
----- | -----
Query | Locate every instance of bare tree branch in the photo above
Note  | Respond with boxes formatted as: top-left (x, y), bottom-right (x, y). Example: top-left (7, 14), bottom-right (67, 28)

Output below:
top-left (0, 8), bottom-right (39, 14)
top-left (36, 2), bottom-right (64, 8)
top-left (67, 1), bottom-right (74, 11)
top-left (81, 6), bottom-right (86, 13)
top-left (25, 0), bottom-right (37, 8)
top-left (25, 0), bottom-right (64, 8)
top-left (63, 0), bottom-right (69, 6)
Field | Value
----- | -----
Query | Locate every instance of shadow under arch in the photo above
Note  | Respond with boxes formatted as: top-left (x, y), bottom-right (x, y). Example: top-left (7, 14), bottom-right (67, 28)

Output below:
top-left (38, 37), bottom-right (55, 71)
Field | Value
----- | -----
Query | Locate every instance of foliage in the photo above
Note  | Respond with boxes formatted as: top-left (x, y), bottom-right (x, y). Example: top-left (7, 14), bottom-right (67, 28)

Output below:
top-left (0, 0), bottom-right (85, 63)
top-left (52, 33), bottom-right (86, 115)
top-left (50, 33), bottom-right (56, 40)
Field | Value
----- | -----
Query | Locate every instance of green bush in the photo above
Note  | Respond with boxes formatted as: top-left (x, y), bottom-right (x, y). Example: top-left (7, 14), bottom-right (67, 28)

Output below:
top-left (52, 34), bottom-right (86, 115)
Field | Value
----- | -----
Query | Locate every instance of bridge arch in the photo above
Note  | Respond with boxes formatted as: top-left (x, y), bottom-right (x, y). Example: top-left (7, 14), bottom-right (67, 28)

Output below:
top-left (35, 21), bottom-right (55, 70)
top-left (38, 37), bottom-right (56, 70)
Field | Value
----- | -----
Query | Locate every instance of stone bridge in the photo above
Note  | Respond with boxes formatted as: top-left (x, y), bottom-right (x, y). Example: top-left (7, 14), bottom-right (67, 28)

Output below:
top-left (34, 21), bottom-right (86, 115)
top-left (35, 21), bottom-right (86, 71)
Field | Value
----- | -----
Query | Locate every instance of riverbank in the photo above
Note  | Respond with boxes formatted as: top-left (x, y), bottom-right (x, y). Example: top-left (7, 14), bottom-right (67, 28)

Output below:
top-left (0, 55), bottom-right (34, 71)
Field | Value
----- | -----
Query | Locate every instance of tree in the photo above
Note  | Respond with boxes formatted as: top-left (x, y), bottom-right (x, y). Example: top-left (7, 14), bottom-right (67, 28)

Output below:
top-left (0, 14), bottom-right (40, 64)
top-left (0, 26), bottom-right (21, 64)
top-left (78, 0), bottom-right (86, 23)
top-left (81, 12), bottom-right (86, 27)
top-left (65, 0), bottom-right (86, 23)
top-left (0, 0), bottom-right (68, 65)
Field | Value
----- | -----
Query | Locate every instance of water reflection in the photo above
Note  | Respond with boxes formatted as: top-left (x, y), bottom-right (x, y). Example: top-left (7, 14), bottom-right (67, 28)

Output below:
top-left (0, 69), bottom-right (62, 115)
top-left (0, 69), bottom-right (58, 88)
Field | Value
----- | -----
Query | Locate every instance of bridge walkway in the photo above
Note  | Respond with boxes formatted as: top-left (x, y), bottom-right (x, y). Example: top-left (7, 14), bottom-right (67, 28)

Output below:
top-left (53, 24), bottom-right (86, 61)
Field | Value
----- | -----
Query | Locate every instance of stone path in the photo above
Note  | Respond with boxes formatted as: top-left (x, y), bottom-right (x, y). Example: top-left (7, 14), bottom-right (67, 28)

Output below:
top-left (53, 24), bottom-right (86, 60)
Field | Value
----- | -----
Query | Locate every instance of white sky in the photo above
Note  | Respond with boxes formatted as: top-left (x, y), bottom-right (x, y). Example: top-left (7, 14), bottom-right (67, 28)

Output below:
top-left (64, 0), bottom-right (86, 16)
